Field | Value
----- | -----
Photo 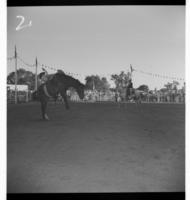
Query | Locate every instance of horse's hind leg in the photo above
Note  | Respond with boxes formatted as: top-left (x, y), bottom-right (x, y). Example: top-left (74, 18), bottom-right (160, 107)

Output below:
top-left (60, 91), bottom-right (70, 110)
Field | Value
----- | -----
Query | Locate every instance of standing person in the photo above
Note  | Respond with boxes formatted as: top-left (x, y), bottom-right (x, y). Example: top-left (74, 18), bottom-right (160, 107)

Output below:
top-left (126, 79), bottom-right (133, 100)
top-left (38, 68), bottom-right (49, 86)
top-left (115, 90), bottom-right (119, 102)
top-left (128, 79), bottom-right (133, 95)
top-left (32, 68), bottom-right (49, 101)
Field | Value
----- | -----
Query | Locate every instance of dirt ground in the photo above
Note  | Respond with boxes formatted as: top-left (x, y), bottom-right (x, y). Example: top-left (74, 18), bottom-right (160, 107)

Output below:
top-left (7, 102), bottom-right (185, 193)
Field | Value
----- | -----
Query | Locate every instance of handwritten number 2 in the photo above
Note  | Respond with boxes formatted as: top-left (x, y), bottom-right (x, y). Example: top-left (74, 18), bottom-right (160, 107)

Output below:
top-left (16, 16), bottom-right (32, 31)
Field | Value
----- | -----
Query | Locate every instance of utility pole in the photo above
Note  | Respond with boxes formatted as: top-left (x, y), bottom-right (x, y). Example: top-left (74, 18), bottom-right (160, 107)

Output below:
top-left (35, 57), bottom-right (38, 90)
top-left (14, 45), bottom-right (18, 104)
top-left (130, 64), bottom-right (134, 80)
top-left (92, 77), bottom-right (96, 102)
top-left (92, 77), bottom-right (95, 91)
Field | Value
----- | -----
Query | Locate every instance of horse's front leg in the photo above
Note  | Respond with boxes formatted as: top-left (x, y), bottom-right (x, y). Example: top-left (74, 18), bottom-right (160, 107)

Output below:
top-left (40, 99), bottom-right (49, 120)
top-left (60, 91), bottom-right (70, 110)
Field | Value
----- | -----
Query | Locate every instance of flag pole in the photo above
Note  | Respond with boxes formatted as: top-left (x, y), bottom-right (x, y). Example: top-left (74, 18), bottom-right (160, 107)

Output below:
top-left (130, 64), bottom-right (134, 80)
top-left (14, 45), bottom-right (18, 104)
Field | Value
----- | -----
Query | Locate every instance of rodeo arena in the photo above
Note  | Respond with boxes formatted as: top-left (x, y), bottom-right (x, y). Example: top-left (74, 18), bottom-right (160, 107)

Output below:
top-left (7, 47), bottom-right (185, 193)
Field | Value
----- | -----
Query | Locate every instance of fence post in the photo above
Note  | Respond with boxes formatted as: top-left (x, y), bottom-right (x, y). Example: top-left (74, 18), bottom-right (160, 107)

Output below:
top-left (35, 57), bottom-right (38, 91)
top-left (14, 45), bottom-right (18, 104)
top-left (25, 90), bottom-right (28, 102)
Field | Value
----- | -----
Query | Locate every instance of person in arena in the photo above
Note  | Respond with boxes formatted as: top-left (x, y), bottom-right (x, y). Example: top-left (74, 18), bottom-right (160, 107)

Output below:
top-left (128, 79), bottom-right (133, 96)
top-left (126, 79), bottom-right (133, 101)
top-left (38, 68), bottom-right (49, 85)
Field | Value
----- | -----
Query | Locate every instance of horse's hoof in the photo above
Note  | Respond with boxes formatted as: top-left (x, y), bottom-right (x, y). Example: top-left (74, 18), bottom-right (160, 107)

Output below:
top-left (42, 117), bottom-right (49, 121)
top-left (44, 114), bottom-right (49, 120)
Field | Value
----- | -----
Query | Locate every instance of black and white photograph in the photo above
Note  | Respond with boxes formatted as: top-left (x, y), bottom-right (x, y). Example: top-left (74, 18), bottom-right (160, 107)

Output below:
top-left (4, 0), bottom-right (187, 198)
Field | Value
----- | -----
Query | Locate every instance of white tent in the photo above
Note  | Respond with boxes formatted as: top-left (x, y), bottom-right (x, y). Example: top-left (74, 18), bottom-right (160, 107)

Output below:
top-left (7, 84), bottom-right (28, 91)
top-left (7, 84), bottom-right (29, 103)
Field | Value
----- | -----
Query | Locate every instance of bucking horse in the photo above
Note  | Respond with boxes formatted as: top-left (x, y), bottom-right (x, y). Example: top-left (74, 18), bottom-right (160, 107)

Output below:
top-left (117, 86), bottom-right (145, 108)
top-left (32, 71), bottom-right (85, 120)
top-left (126, 88), bottom-right (145, 104)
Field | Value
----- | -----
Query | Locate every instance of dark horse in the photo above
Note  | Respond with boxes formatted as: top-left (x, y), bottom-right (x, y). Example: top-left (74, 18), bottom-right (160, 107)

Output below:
top-left (125, 80), bottom-right (144, 103)
top-left (126, 88), bottom-right (143, 104)
top-left (33, 71), bottom-right (85, 120)
top-left (117, 86), bottom-right (143, 107)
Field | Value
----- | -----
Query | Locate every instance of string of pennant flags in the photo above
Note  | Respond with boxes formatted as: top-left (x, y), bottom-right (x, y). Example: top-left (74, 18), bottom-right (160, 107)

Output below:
top-left (17, 56), bottom-right (35, 68)
top-left (132, 67), bottom-right (185, 81)
top-left (7, 53), bottom-right (185, 82)
top-left (39, 63), bottom-right (84, 77)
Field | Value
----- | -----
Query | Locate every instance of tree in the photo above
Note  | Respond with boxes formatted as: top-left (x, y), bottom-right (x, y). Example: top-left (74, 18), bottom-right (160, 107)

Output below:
top-left (160, 88), bottom-right (167, 94)
top-left (137, 85), bottom-right (149, 92)
top-left (172, 81), bottom-right (179, 91)
top-left (7, 68), bottom-right (35, 90)
top-left (111, 71), bottom-right (131, 91)
top-left (164, 81), bottom-right (180, 94)
top-left (85, 75), bottom-right (110, 92)
top-left (164, 82), bottom-right (173, 91)
top-left (101, 77), bottom-right (110, 92)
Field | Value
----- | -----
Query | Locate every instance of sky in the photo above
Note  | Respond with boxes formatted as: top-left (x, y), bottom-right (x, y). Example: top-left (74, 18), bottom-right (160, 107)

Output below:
top-left (7, 6), bottom-right (185, 90)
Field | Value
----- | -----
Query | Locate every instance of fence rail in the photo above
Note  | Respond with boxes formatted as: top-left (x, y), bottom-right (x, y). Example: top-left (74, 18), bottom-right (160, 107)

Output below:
top-left (7, 89), bottom-right (185, 104)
